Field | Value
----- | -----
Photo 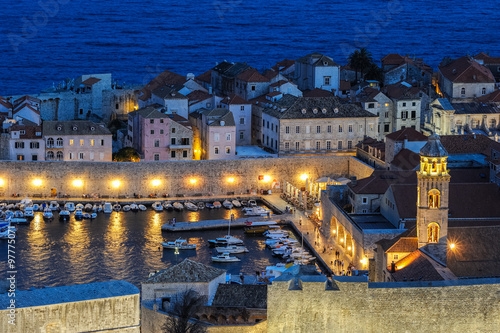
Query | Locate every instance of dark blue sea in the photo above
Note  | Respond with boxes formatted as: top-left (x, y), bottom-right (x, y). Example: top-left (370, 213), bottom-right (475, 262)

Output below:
top-left (0, 0), bottom-right (498, 95)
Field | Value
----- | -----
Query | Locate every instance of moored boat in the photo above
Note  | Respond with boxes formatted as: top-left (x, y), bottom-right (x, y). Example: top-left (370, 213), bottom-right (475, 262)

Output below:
top-left (113, 203), bottom-right (121, 212)
top-left (222, 200), bottom-right (233, 209)
top-left (122, 205), bottom-right (131, 212)
top-left (197, 202), bottom-right (205, 210)
top-left (49, 201), bottom-right (59, 211)
top-left (130, 203), bottom-right (139, 212)
top-left (211, 253), bottom-right (240, 263)
top-left (76, 203), bottom-right (84, 210)
top-left (24, 206), bottom-right (35, 219)
top-left (64, 202), bottom-right (75, 212)
top-left (208, 235), bottom-right (244, 247)
top-left (91, 212), bottom-right (97, 219)
top-left (213, 201), bottom-right (222, 208)
top-left (243, 206), bottom-right (271, 217)
top-left (84, 203), bottom-right (93, 212)
top-left (138, 204), bottom-right (147, 211)
top-left (205, 202), bottom-right (214, 209)
top-left (161, 238), bottom-right (197, 250)
top-left (184, 202), bottom-right (198, 211)
top-left (248, 200), bottom-right (257, 207)
top-left (173, 202), bottom-right (184, 211)
top-left (83, 212), bottom-right (91, 219)
top-left (74, 208), bottom-right (83, 219)
top-left (163, 202), bottom-right (173, 211)
top-left (59, 209), bottom-right (70, 220)
top-left (152, 202), bottom-right (163, 211)
top-left (232, 199), bottom-right (241, 208)
top-left (215, 245), bottom-right (249, 254)
top-left (43, 207), bottom-right (54, 219)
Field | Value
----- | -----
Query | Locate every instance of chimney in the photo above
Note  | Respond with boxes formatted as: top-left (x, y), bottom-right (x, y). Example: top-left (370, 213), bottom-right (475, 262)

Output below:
top-left (391, 262), bottom-right (396, 273)
top-left (186, 73), bottom-right (195, 80)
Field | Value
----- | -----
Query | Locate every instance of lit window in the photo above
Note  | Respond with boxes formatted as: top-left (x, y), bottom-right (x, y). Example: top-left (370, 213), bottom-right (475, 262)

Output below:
top-left (214, 146), bottom-right (219, 155)
top-left (427, 223), bottom-right (439, 243)
top-left (80, 139), bottom-right (84, 146)
top-left (69, 139), bottom-right (74, 146)
top-left (226, 146), bottom-right (231, 154)
top-left (90, 139), bottom-right (94, 146)
top-left (348, 124), bottom-right (353, 132)
top-left (338, 125), bottom-right (343, 133)
top-left (428, 189), bottom-right (440, 208)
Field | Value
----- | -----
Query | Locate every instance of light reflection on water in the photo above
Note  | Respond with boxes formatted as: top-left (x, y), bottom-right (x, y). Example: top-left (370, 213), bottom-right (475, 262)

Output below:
top-left (0, 207), bottom-right (286, 290)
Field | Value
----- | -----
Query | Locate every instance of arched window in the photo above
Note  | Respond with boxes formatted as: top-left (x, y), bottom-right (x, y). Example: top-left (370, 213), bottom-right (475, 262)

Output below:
top-left (427, 223), bottom-right (440, 243)
top-left (56, 151), bottom-right (63, 161)
top-left (461, 88), bottom-right (465, 95)
top-left (428, 189), bottom-right (440, 208)
top-left (47, 137), bottom-right (54, 148)
top-left (482, 87), bottom-right (486, 95)
top-left (46, 151), bottom-right (54, 160)
top-left (56, 137), bottom-right (63, 147)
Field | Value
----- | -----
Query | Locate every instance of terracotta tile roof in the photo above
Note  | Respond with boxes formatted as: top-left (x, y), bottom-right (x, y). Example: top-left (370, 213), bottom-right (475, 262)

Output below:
top-left (450, 102), bottom-right (500, 115)
top-left (385, 127), bottom-right (427, 141)
top-left (267, 91), bottom-right (282, 97)
top-left (0, 96), bottom-right (12, 110)
top-left (195, 70), bottom-right (212, 84)
top-left (187, 90), bottom-right (212, 106)
top-left (139, 70), bottom-right (186, 101)
top-left (42, 120), bottom-right (111, 136)
top-left (382, 53), bottom-right (433, 73)
top-left (386, 237), bottom-right (418, 253)
top-left (339, 80), bottom-right (351, 91)
top-left (383, 81), bottom-right (423, 100)
top-left (221, 94), bottom-right (250, 105)
top-left (128, 106), bottom-right (166, 119)
top-left (168, 114), bottom-right (191, 129)
top-left (212, 284), bottom-right (267, 309)
top-left (237, 68), bottom-right (269, 83)
top-left (390, 250), bottom-right (446, 282)
top-left (439, 56), bottom-right (495, 83)
top-left (198, 108), bottom-right (236, 127)
top-left (271, 59), bottom-right (295, 72)
top-left (81, 77), bottom-right (102, 86)
top-left (302, 88), bottom-right (335, 98)
top-left (296, 53), bottom-right (339, 67)
top-left (269, 80), bottom-right (289, 88)
top-left (152, 85), bottom-right (187, 100)
top-left (143, 259), bottom-right (225, 283)
top-left (356, 87), bottom-right (382, 103)
top-left (474, 52), bottom-right (500, 65)
top-left (477, 89), bottom-right (500, 102)
top-left (377, 227), bottom-right (417, 252)
top-left (263, 69), bottom-right (279, 81)
top-left (10, 124), bottom-right (42, 139)
top-left (439, 134), bottom-right (500, 156)
top-left (348, 170), bottom-right (417, 194)
top-left (14, 103), bottom-right (40, 115)
top-left (390, 149), bottom-right (420, 170)
top-left (13, 95), bottom-right (41, 107)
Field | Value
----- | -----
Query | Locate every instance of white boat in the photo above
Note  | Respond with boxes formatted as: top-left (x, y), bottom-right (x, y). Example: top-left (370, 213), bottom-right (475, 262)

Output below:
top-left (97, 204), bottom-right (103, 212)
top-left (83, 213), bottom-right (91, 219)
top-left (213, 201), bottom-right (222, 208)
top-left (163, 202), bottom-right (173, 211)
top-left (113, 203), bottom-right (121, 212)
top-left (261, 263), bottom-right (290, 280)
top-left (92, 204), bottom-right (98, 212)
top-left (0, 203), bottom-right (7, 210)
top-left (232, 199), bottom-right (241, 208)
top-left (264, 229), bottom-right (289, 237)
top-left (211, 253), bottom-right (240, 263)
top-left (84, 203), bottom-right (93, 212)
top-left (6, 204), bottom-right (15, 210)
top-left (76, 203), bottom-right (84, 210)
top-left (130, 203), bottom-right (139, 212)
top-left (64, 202), bottom-right (76, 212)
top-left (14, 210), bottom-right (24, 218)
top-left (205, 202), bottom-right (214, 209)
top-left (161, 238), bottom-right (197, 250)
top-left (91, 212), bottom-right (97, 219)
top-left (173, 202), bottom-right (184, 211)
top-left (223, 200), bottom-right (233, 209)
top-left (215, 245), bottom-right (249, 254)
top-left (5, 210), bottom-right (13, 219)
top-left (24, 206), bottom-right (35, 218)
top-left (243, 206), bottom-right (271, 217)
top-left (103, 202), bottom-right (113, 214)
top-left (32, 203), bottom-right (40, 211)
top-left (122, 205), bottom-right (131, 212)
top-left (74, 208), bottom-right (83, 219)
top-left (138, 204), bottom-right (147, 211)
top-left (49, 201), bottom-right (59, 211)
top-left (20, 198), bottom-right (33, 207)
top-left (184, 202), bottom-right (198, 211)
top-left (152, 202), bottom-right (163, 211)
top-left (248, 200), bottom-right (257, 207)
top-left (208, 235), bottom-right (244, 246)
top-left (59, 209), bottom-right (70, 220)
top-left (197, 202), bottom-right (205, 210)
top-left (43, 207), bottom-right (53, 219)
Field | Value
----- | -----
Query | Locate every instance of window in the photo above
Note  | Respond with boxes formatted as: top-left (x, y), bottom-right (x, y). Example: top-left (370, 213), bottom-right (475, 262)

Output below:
top-left (359, 124), bottom-right (363, 131)
top-left (240, 117), bottom-right (245, 125)
top-left (115, 104), bottom-right (119, 110)
top-left (30, 142), bottom-right (39, 149)
top-left (362, 209), bottom-right (367, 213)
top-left (183, 150), bottom-right (188, 158)
top-left (338, 141), bottom-right (343, 149)
top-left (348, 140), bottom-right (353, 149)
top-left (32, 154), bottom-right (37, 161)
top-left (171, 151), bottom-right (176, 158)
top-left (89, 152), bottom-right (94, 160)
top-left (271, 138), bottom-right (273, 147)
top-left (461, 88), bottom-right (465, 95)
top-left (239, 131), bottom-right (244, 140)
top-left (226, 146), bottom-right (231, 154)
top-left (402, 102), bottom-right (407, 107)
top-left (80, 108), bottom-right (84, 115)
top-left (315, 141), bottom-right (320, 150)
top-left (263, 119), bottom-right (265, 126)
top-left (181, 138), bottom-right (189, 145)
top-left (428, 189), bottom-right (440, 209)
top-left (150, 130), bottom-right (154, 135)
top-left (411, 111), bottom-right (416, 119)
top-left (128, 125), bottom-right (132, 131)
top-left (172, 128), bottom-right (176, 133)
top-left (16, 155), bottom-right (24, 161)
top-left (369, 124), bottom-right (374, 131)
top-left (56, 138), bottom-right (63, 146)
top-left (150, 119), bottom-right (154, 124)
top-left (240, 106), bottom-right (245, 111)
top-left (324, 76), bottom-right (331, 85)
top-left (296, 126), bottom-right (300, 134)
top-left (214, 133), bottom-right (219, 142)
top-left (401, 111), bottom-right (408, 120)
top-left (69, 152), bottom-right (73, 160)
top-left (78, 139), bottom-right (83, 146)
top-left (338, 125), bottom-right (343, 133)
top-left (285, 126), bottom-right (290, 134)
top-left (154, 154), bottom-right (160, 161)
top-left (427, 223), bottom-right (440, 243)
top-left (316, 125), bottom-right (321, 133)
top-left (160, 119), bottom-right (164, 123)
top-left (368, 103), bottom-right (375, 109)
top-left (171, 138), bottom-right (176, 145)
top-left (362, 197), bottom-right (368, 204)
top-left (267, 121), bottom-right (269, 129)
top-left (20, 130), bottom-right (25, 135)
top-left (251, 85), bottom-right (256, 91)
top-left (154, 140), bottom-right (160, 147)
top-left (214, 147), bottom-right (219, 155)
top-left (326, 141), bottom-right (331, 150)
top-left (295, 141), bottom-right (300, 150)
top-left (160, 129), bottom-right (164, 134)
top-left (348, 124), bottom-right (353, 132)
top-left (306, 126), bottom-right (310, 134)
top-left (100, 139), bottom-right (104, 146)
top-left (385, 103), bottom-right (389, 107)
top-left (90, 139), bottom-right (94, 146)
top-left (69, 139), bottom-right (74, 146)
top-left (15, 142), bottom-right (24, 149)
top-left (79, 152), bottom-right (84, 160)
top-left (482, 87), bottom-right (486, 95)
top-left (226, 133), bottom-right (231, 141)
top-left (393, 254), bottom-right (399, 260)
top-left (384, 124), bottom-right (390, 132)
top-left (47, 151), bottom-right (54, 160)
top-left (412, 102), bottom-right (416, 106)
top-left (271, 123), bottom-right (274, 131)
top-left (327, 125), bottom-right (332, 133)
top-left (284, 142), bottom-right (290, 150)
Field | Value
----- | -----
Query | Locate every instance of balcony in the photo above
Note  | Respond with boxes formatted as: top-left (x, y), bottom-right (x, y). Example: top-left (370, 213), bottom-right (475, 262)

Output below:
top-left (169, 144), bottom-right (191, 149)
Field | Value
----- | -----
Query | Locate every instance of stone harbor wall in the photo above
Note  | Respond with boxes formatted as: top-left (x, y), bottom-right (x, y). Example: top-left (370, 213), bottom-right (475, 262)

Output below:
top-left (267, 277), bottom-right (500, 333)
top-left (0, 156), bottom-right (373, 198)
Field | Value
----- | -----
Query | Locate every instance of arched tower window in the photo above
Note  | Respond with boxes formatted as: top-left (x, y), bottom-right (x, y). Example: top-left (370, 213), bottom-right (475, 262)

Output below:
top-left (56, 137), bottom-right (63, 147)
top-left (427, 223), bottom-right (440, 243)
top-left (428, 189), bottom-right (440, 208)
top-left (46, 151), bottom-right (54, 160)
top-left (56, 151), bottom-right (63, 160)
top-left (47, 138), bottom-right (54, 148)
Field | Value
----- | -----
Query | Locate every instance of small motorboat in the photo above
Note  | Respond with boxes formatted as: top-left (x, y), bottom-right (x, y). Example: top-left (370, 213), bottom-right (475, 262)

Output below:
top-left (222, 200), bottom-right (233, 209)
top-left (32, 203), bottom-right (40, 211)
top-left (138, 204), bottom-right (147, 211)
top-left (92, 204), bottom-right (98, 212)
top-left (6, 204), bottom-right (15, 210)
top-left (24, 206), bottom-right (35, 219)
top-left (213, 201), bottom-right (222, 208)
top-left (64, 202), bottom-right (75, 212)
top-left (240, 200), bottom-right (248, 207)
top-left (84, 203), bottom-right (93, 212)
top-left (83, 212), bottom-right (91, 219)
top-left (208, 235), bottom-right (244, 247)
top-left (122, 205), bottom-right (131, 212)
top-left (59, 209), bottom-right (70, 220)
top-left (248, 200), bottom-right (257, 207)
top-left (215, 245), bottom-right (249, 254)
top-left (163, 202), bottom-right (174, 211)
top-left (14, 210), bottom-right (24, 218)
top-left (173, 202), bottom-right (184, 211)
top-left (91, 212), bottom-right (97, 219)
top-left (43, 207), bottom-right (53, 219)
top-left (197, 202), bottom-right (205, 210)
top-left (205, 202), bottom-right (214, 209)
top-left (243, 206), bottom-right (271, 217)
top-left (113, 203), bottom-right (121, 212)
top-left (49, 201), bottom-right (59, 211)
top-left (184, 202), bottom-right (198, 211)
top-left (130, 203), bottom-right (139, 212)
top-left (161, 238), bottom-right (197, 250)
top-left (74, 208), bottom-right (83, 219)
top-left (152, 202), bottom-right (163, 212)
top-left (211, 253), bottom-right (240, 263)
top-left (232, 199), bottom-right (242, 208)
top-left (76, 203), bottom-right (84, 210)
top-left (0, 203), bottom-right (7, 210)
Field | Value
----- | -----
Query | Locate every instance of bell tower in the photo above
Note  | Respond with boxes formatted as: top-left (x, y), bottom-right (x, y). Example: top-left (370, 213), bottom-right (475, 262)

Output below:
top-left (416, 134), bottom-right (450, 265)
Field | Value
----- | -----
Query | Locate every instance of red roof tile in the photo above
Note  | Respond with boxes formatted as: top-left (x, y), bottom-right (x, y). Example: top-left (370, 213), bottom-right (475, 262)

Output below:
top-left (186, 90), bottom-right (212, 105)
top-left (477, 89), bottom-right (500, 102)
top-left (271, 59), bottom-right (295, 72)
top-left (221, 94), bottom-right (251, 105)
top-left (237, 68), bottom-right (269, 83)
top-left (302, 88), bottom-right (335, 98)
top-left (474, 52), bottom-right (500, 64)
top-left (267, 91), bottom-right (282, 97)
top-left (439, 134), bottom-right (500, 156)
top-left (196, 70), bottom-right (212, 84)
top-left (390, 149), bottom-right (420, 170)
top-left (139, 70), bottom-right (186, 101)
top-left (439, 56), bottom-right (495, 83)
top-left (385, 128), bottom-right (427, 141)
top-left (269, 80), bottom-right (289, 88)
top-left (81, 77), bottom-right (102, 86)
top-left (348, 170), bottom-right (417, 194)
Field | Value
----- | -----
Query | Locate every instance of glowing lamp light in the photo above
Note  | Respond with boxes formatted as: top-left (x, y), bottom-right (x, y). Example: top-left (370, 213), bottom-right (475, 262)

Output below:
top-left (263, 175), bottom-right (271, 182)
top-left (332, 229), bottom-right (336, 234)
top-left (190, 178), bottom-right (197, 185)
top-left (151, 179), bottom-right (161, 187)
top-left (348, 246), bottom-right (352, 251)
top-left (340, 238), bottom-right (344, 243)
top-left (227, 177), bottom-right (235, 183)
top-left (72, 179), bottom-right (83, 188)
top-left (0, 179), bottom-right (4, 187)
top-left (450, 243), bottom-right (456, 249)
top-left (33, 179), bottom-right (43, 187)
top-left (300, 173), bottom-right (308, 181)
top-left (112, 180), bottom-right (121, 188)
top-left (360, 258), bottom-right (368, 266)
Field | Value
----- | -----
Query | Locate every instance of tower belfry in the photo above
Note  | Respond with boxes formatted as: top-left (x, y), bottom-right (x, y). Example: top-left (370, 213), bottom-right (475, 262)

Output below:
top-left (416, 134), bottom-right (450, 265)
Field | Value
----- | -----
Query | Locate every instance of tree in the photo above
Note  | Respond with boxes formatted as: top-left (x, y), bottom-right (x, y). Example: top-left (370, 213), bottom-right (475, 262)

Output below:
top-left (163, 290), bottom-right (207, 333)
top-left (364, 63), bottom-right (384, 83)
top-left (113, 147), bottom-right (140, 162)
top-left (348, 48), bottom-right (374, 82)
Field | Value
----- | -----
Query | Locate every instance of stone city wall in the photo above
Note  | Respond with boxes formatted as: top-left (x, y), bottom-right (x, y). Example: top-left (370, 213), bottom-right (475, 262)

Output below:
top-left (267, 278), bottom-right (500, 333)
top-left (0, 156), bottom-right (373, 198)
